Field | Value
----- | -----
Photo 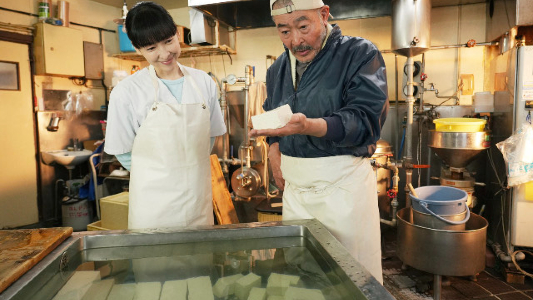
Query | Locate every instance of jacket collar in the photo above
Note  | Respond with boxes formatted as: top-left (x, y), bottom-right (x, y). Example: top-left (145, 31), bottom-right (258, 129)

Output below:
top-left (287, 24), bottom-right (340, 89)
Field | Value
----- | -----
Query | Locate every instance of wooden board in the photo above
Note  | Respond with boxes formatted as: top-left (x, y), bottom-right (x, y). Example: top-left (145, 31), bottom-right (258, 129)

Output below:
top-left (0, 227), bottom-right (73, 293)
top-left (210, 154), bottom-right (239, 225)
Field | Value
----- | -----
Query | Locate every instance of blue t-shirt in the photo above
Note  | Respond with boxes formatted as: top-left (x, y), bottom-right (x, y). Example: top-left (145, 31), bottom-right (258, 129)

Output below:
top-left (160, 77), bottom-right (185, 103)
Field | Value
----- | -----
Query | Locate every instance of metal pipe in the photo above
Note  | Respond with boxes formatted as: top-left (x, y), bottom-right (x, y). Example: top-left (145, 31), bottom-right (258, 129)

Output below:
top-left (374, 162), bottom-right (400, 227)
top-left (433, 274), bottom-right (442, 300)
top-left (220, 81), bottom-right (229, 174)
top-left (381, 41), bottom-right (498, 53)
top-left (218, 157), bottom-right (245, 165)
top-left (395, 54), bottom-right (400, 156)
top-left (404, 57), bottom-right (415, 207)
top-left (54, 179), bottom-right (65, 222)
top-left (489, 240), bottom-right (526, 262)
top-left (243, 65), bottom-right (253, 168)
top-left (419, 53), bottom-right (426, 111)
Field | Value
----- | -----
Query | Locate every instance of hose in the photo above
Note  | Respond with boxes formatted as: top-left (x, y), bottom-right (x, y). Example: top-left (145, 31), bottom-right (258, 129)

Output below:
top-left (511, 250), bottom-right (533, 278)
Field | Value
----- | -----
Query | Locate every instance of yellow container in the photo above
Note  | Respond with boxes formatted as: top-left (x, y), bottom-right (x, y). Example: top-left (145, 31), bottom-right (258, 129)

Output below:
top-left (434, 118), bottom-right (486, 132)
top-left (100, 192), bottom-right (129, 230)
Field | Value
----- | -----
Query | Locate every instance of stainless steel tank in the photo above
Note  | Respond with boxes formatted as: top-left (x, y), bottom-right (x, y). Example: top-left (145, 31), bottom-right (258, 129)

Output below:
top-left (391, 0), bottom-right (431, 57)
top-left (1, 220), bottom-right (394, 300)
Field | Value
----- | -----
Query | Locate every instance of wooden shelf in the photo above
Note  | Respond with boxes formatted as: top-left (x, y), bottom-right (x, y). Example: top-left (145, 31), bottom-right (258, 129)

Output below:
top-left (112, 44), bottom-right (236, 61)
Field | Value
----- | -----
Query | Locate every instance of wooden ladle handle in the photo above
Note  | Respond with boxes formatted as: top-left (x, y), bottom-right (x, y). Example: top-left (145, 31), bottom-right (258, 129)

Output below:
top-left (408, 183), bottom-right (419, 198)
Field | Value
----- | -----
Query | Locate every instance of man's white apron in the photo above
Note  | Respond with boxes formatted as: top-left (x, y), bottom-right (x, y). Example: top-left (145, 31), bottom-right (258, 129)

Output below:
top-left (128, 65), bottom-right (213, 230)
top-left (281, 154), bottom-right (383, 284)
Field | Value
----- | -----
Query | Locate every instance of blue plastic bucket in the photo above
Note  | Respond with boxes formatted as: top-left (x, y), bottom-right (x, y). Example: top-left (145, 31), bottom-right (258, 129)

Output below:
top-left (410, 186), bottom-right (470, 227)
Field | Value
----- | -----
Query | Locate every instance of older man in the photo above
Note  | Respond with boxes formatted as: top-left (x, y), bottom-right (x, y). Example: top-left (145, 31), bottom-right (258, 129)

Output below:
top-left (250, 0), bottom-right (389, 283)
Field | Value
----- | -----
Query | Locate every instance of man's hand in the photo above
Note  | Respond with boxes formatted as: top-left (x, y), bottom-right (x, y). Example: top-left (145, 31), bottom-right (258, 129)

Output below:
top-left (268, 142), bottom-right (284, 191)
top-left (249, 113), bottom-right (327, 138)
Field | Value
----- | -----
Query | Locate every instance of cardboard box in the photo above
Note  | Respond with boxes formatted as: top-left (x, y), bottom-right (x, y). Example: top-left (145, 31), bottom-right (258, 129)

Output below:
top-left (87, 220), bottom-right (108, 231)
top-left (100, 192), bottom-right (129, 230)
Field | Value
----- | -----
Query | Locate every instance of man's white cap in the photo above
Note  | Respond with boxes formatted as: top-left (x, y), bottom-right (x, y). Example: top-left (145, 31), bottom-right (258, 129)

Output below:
top-left (270, 0), bottom-right (326, 16)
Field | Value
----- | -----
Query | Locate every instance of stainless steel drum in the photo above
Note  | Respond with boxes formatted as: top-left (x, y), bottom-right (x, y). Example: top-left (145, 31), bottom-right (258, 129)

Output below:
top-left (397, 207), bottom-right (487, 276)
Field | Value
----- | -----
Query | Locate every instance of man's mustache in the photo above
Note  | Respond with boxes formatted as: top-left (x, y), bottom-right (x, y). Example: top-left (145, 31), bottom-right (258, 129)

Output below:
top-left (292, 45), bottom-right (313, 52)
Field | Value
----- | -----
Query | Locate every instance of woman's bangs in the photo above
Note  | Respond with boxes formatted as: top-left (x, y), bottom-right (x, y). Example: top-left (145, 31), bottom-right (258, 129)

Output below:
top-left (130, 18), bottom-right (177, 48)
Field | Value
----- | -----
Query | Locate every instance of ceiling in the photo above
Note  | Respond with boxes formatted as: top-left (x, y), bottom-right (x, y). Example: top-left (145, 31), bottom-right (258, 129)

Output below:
top-left (91, 0), bottom-right (487, 9)
top-left (90, 0), bottom-right (488, 29)
top-left (90, 0), bottom-right (188, 10)
top-left (432, 0), bottom-right (486, 7)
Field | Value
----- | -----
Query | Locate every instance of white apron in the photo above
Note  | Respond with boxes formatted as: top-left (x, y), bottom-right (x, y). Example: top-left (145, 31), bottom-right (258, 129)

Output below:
top-left (128, 65), bottom-right (213, 230)
top-left (281, 154), bottom-right (383, 284)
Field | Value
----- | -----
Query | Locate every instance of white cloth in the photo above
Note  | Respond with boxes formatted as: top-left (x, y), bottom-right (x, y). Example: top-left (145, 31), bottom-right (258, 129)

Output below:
top-left (105, 63), bottom-right (226, 155)
top-left (280, 154), bottom-right (383, 284)
top-left (248, 81), bottom-right (266, 126)
top-left (127, 65), bottom-right (213, 230)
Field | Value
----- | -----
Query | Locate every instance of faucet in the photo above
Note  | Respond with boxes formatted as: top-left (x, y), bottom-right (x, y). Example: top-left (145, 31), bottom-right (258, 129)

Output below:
top-left (47, 113), bottom-right (62, 132)
top-left (72, 138), bottom-right (80, 151)
top-left (425, 83), bottom-right (460, 105)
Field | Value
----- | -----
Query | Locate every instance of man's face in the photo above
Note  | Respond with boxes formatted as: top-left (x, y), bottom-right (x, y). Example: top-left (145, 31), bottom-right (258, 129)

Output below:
top-left (273, 6), bottom-right (329, 63)
top-left (136, 33), bottom-right (181, 73)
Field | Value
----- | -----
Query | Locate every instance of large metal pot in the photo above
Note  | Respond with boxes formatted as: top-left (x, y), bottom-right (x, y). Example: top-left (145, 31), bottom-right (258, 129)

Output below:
top-left (397, 207), bottom-right (487, 276)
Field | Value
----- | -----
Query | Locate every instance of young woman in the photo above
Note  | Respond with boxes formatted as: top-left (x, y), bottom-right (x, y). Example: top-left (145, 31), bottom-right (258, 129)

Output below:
top-left (104, 1), bottom-right (226, 230)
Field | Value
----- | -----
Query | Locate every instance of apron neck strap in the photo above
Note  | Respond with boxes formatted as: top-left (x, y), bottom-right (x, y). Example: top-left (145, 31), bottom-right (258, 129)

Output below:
top-left (148, 65), bottom-right (160, 105)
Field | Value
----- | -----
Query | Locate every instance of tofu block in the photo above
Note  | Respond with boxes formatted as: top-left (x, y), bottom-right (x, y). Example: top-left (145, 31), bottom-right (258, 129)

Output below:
top-left (188, 276), bottom-right (214, 300)
top-left (107, 283), bottom-right (136, 300)
top-left (133, 282), bottom-right (161, 300)
top-left (160, 279), bottom-right (187, 300)
top-left (247, 287), bottom-right (267, 300)
top-left (53, 270), bottom-right (101, 300)
top-left (212, 273), bottom-right (244, 298)
top-left (266, 273), bottom-right (300, 296)
top-left (283, 287), bottom-right (326, 300)
top-left (235, 273), bottom-right (261, 300)
top-left (81, 278), bottom-right (115, 300)
top-left (251, 104), bottom-right (293, 130)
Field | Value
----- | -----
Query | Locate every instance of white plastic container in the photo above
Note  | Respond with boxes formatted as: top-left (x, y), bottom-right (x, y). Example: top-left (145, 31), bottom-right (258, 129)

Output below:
top-left (62, 198), bottom-right (91, 231)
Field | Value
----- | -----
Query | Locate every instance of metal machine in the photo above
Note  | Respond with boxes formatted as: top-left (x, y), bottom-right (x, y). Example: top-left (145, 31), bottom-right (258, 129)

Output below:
top-left (428, 130), bottom-right (489, 207)
top-left (213, 66), bottom-right (274, 201)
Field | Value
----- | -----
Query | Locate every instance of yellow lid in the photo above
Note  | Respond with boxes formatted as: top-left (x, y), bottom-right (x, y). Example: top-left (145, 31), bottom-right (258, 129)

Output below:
top-left (433, 118), bottom-right (486, 132)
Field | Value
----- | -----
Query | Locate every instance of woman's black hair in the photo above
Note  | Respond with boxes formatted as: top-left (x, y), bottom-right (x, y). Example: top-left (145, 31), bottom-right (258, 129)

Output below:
top-left (125, 1), bottom-right (177, 49)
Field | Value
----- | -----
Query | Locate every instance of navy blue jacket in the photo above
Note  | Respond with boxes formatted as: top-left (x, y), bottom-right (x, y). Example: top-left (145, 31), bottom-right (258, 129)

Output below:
top-left (263, 25), bottom-right (389, 158)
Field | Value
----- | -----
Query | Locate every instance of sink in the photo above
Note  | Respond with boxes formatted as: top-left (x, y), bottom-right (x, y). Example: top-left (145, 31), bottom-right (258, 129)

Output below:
top-left (41, 149), bottom-right (93, 169)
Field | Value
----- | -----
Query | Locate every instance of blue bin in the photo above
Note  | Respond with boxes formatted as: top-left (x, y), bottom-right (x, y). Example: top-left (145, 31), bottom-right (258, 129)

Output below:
top-left (118, 24), bottom-right (135, 52)
top-left (410, 186), bottom-right (468, 215)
